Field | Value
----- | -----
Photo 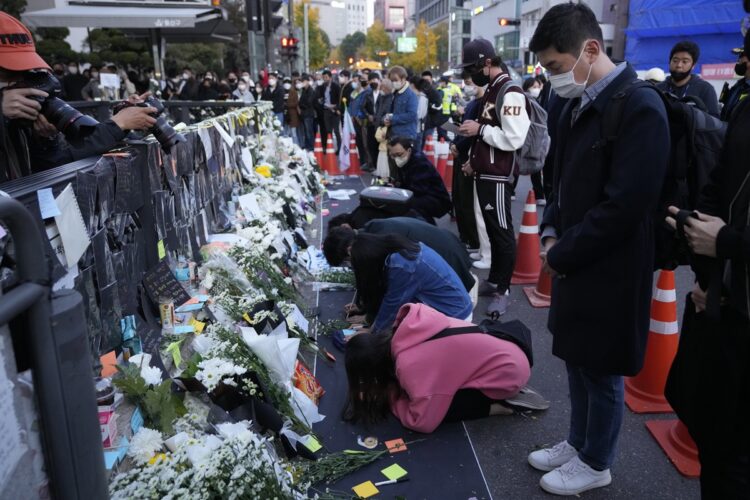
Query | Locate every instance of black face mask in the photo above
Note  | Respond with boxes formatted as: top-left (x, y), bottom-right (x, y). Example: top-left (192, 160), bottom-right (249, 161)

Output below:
top-left (471, 65), bottom-right (489, 86)
top-left (735, 62), bottom-right (748, 76)
top-left (54, 70), bottom-right (64, 76)
top-left (370, 82), bottom-right (379, 90)
top-left (670, 69), bottom-right (692, 83)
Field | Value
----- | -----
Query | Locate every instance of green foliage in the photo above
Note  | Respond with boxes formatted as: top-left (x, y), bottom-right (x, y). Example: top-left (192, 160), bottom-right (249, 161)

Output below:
top-left (294, 0), bottom-right (328, 69)
top-left (339, 31), bottom-right (366, 63)
top-left (0, 0), bottom-right (27, 18)
top-left (87, 29), bottom-right (151, 69)
top-left (165, 42), bottom-right (225, 76)
top-left (113, 364), bottom-right (186, 435)
top-left (142, 380), bottom-right (187, 435)
top-left (222, 0), bottom-right (249, 72)
top-left (364, 20), bottom-right (393, 60)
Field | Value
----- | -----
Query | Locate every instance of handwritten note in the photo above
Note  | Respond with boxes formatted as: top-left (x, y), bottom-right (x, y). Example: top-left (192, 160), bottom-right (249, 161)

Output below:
top-left (37, 188), bottom-right (61, 219)
top-left (142, 260), bottom-right (191, 306)
top-left (385, 438), bottom-right (407, 454)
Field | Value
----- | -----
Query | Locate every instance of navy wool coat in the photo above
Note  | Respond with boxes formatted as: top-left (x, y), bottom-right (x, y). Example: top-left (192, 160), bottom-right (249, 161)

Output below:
top-left (542, 65), bottom-right (670, 376)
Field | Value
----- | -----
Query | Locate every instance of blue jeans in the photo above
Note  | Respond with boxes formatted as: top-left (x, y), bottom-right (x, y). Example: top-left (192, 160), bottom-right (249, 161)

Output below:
top-left (302, 116), bottom-right (316, 151)
top-left (275, 112), bottom-right (285, 127)
top-left (566, 363), bottom-right (624, 470)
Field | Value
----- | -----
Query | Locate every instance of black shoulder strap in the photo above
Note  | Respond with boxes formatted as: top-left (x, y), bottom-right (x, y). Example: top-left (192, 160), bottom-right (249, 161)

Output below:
top-left (600, 80), bottom-right (661, 158)
top-left (427, 326), bottom-right (484, 342)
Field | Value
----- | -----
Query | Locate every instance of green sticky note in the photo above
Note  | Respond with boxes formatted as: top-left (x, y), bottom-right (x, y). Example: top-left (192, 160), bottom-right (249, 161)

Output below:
top-left (157, 240), bottom-right (166, 260)
top-left (166, 340), bottom-right (183, 368)
top-left (381, 463), bottom-right (408, 481)
top-left (304, 436), bottom-right (322, 452)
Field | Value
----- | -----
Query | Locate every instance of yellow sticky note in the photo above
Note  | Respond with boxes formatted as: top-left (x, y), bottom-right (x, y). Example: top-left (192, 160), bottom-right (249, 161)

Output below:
top-left (166, 341), bottom-right (183, 368)
top-left (381, 463), bottom-right (408, 481)
top-left (157, 240), bottom-right (166, 260)
top-left (352, 481), bottom-right (379, 499)
top-left (189, 317), bottom-right (206, 334)
top-left (243, 312), bottom-right (253, 324)
top-left (303, 436), bottom-right (322, 452)
top-left (305, 213), bottom-right (315, 225)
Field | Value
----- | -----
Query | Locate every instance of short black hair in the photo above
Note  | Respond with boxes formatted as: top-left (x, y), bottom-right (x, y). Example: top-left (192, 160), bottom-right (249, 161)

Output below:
top-left (322, 69), bottom-right (332, 77)
top-left (421, 70), bottom-right (433, 78)
top-left (340, 70), bottom-right (351, 78)
top-left (323, 227), bottom-right (356, 266)
top-left (328, 212), bottom-right (353, 232)
top-left (670, 41), bottom-right (700, 64)
top-left (300, 73), bottom-right (311, 81)
top-left (522, 77), bottom-right (538, 91)
top-left (529, 2), bottom-right (603, 56)
top-left (367, 71), bottom-right (381, 81)
top-left (291, 70), bottom-right (300, 77)
top-left (388, 136), bottom-right (414, 150)
top-left (409, 75), bottom-right (422, 86)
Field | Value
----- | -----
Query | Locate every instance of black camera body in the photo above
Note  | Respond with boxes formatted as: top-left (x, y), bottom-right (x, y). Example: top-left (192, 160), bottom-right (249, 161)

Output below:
top-left (9, 71), bottom-right (98, 138)
top-left (113, 95), bottom-right (185, 153)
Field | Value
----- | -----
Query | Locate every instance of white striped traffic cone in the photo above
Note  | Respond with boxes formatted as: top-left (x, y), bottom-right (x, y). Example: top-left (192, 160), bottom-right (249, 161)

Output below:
top-left (511, 191), bottom-right (541, 284)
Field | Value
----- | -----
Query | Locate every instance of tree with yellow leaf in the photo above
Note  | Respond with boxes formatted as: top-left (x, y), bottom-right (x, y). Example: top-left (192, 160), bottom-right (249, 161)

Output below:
top-left (364, 20), bottom-right (394, 60)
top-left (391, 20), bottom-right (440, 71)
top-left (294, 0), bottom-right (328, 69)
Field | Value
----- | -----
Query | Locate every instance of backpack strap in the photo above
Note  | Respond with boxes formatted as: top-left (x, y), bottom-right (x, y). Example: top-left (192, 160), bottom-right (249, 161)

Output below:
top-left (426, 325), bottom-right (484, 342)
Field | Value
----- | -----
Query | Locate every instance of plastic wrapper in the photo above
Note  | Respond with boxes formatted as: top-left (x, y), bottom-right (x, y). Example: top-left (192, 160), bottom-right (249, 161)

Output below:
top-left (293, 360), bottom-right (324, 405)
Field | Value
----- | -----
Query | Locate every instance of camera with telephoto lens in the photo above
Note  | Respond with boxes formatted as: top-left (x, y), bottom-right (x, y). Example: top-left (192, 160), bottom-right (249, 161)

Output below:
top-left (8, 70), bottom-right (98, 139)
top-left (113, 95), bottom-right (185, 153)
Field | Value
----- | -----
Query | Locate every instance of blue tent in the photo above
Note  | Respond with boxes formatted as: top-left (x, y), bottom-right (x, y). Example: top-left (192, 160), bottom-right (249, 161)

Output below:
top-left (625, 0), bottom-right (746, 71)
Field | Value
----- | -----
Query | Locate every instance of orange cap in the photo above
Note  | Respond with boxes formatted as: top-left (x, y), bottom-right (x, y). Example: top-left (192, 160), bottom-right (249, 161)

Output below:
top-left (0, 13), bottom-right (50, 72)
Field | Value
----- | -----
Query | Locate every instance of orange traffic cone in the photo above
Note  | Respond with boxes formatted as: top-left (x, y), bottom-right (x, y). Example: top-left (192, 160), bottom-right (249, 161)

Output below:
top-left (445, 152), bottom-right (454, 192)
top-left (314, 132), bottom-right (324, 168)
top-left (645, 419), bottom-right (701, 478)
top-left (349, 137), bottom-right (361, 175)
top-left (324, 133), bottom-right (337, 175)
top-left (625, 270), bottom-right (679, 413)
top-left (511, 191), bottom-right (542, 284)
top-left (436, 150), bottom-right (447, 183)
top-left (523, 268), bottom-right (552, 308)
top-left (423, 133), bottom-right (436, 166)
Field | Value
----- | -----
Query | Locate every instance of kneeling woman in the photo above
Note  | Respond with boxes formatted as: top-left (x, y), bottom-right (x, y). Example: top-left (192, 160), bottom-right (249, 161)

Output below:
top-left (345, 303), bottom-right (530, 433)
top-left (351, 233), bottom-right (472, 334)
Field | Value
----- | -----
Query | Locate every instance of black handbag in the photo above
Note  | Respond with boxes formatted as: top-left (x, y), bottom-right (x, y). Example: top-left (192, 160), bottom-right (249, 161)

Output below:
top-left (428, 318), bottom-right (534, 367)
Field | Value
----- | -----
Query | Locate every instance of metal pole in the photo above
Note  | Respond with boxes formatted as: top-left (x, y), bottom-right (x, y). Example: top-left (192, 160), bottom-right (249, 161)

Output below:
top-left (304, 3), bottom-right (310, 73)
top-left (249, 31), bottom-right (258, 76)
top-left (447, 11), bottom-right (452, 69)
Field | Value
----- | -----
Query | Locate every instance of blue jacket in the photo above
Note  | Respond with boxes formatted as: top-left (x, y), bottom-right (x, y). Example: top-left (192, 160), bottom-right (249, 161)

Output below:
top-left (389, 86), bottom-right (419, 139)
top-left (352, 87), bottom-right (370, 120)
top-left (541, 65), bottom-right (670, 376)
top-left (372, 243), bottom-right (472, 333)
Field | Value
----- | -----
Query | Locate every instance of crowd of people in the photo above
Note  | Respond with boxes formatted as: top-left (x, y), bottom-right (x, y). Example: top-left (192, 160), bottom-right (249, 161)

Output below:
top-left (318, 3), bottom-right (749, 499)
top-left (2, 2), bottom-right (749, 496)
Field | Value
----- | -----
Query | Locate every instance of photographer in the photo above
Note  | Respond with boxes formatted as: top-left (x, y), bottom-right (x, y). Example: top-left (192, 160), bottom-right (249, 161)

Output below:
top-left (0, 13), bottom-right (157, 182)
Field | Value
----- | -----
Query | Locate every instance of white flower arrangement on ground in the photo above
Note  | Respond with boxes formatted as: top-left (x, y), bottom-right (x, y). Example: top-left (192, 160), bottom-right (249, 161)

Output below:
top-left (128, 427), bottom-right (164, 465)
top-left (194, 357), bottom-right (247, 392)
top-left (110, 421), bottom-right (303, 500)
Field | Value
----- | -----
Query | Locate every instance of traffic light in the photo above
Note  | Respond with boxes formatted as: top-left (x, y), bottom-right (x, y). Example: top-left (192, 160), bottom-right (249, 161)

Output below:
top-left (264, 0), bottom-right (284, 34)
top-left (498, 17), bottom-right (521, 27)
top-left (288, 37), bottom-right (299, 59)
top-left (246, 0), bottom-right (262, 32)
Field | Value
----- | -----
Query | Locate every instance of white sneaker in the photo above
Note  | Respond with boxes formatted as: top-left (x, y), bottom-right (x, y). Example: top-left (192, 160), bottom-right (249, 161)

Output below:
top-left (528, 441), bottom-right (578, 472)
top-left (472, 260), bottom-right (491, 270)
top-left (469, 252), bottom-right (482, 261)
top-left (539, 456), bottom-right (612, 496)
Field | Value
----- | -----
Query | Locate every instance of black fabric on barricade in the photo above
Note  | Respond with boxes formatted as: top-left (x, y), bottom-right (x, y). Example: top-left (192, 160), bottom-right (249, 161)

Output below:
top-left (311, 176), bottom-right (491, 499)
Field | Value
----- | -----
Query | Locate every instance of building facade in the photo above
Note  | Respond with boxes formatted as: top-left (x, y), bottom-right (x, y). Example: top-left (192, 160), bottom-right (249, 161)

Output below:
top-left (346, 0), bottom-right (368, 35)
top-left (375, 0), bottom-right (408, 34)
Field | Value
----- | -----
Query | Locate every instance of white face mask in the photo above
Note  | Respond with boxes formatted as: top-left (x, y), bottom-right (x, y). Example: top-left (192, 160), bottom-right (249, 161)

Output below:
top-left (548, 41), bottom-right (593, 99)
top-left (392, 80), bottom-right (403, 91)
top-left (256, 86), bottom-right (262, 93)
top-left (283, 82), bottom-right (291, 90)
top-left (351, 81), bottom-right (359, 90)
top-left (339, 76), bottom-right (347, 84)
top-left (242, 75), bottom-right (250, 83)
top-left (316, 79), bottom-right (323, 86)
top-left (268, 78), bottom-right (277, 87)
top-left (295, 82), bottom-right (303, 90)
top-left (393, 152), bottom-right (410, 168)
top-left (238, 84), bottom-right (247, 92)
top-left (464, 85), bottom-right (477, 97)
top-left (182, 73), bottom-right (190, 80)
top-left (528, 87), bottom-right (542, 98)
top-left (68, 66), bottom-right (78, 74)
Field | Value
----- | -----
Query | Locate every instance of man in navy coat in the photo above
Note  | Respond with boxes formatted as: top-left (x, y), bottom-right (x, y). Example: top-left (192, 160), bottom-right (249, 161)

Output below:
top-left (526, 3), bottom-right (670, 496)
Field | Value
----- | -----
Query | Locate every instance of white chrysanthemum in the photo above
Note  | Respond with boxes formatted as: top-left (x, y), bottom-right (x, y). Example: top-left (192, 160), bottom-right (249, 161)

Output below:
top-left (128, 427), bottom-right (163, 464)
top-left (141, 365), bottom-right (163, 386)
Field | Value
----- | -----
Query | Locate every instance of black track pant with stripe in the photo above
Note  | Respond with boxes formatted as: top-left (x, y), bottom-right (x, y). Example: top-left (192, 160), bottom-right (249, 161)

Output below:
top-left (475, 178), bottom-right (516, 292)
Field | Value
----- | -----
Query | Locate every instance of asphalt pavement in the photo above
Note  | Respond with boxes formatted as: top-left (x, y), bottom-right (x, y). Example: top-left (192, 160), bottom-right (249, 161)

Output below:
top-left (313, 172), bottom-right (700, 499)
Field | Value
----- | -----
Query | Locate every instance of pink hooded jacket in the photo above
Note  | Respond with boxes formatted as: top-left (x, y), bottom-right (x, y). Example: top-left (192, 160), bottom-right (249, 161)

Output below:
top-left (390, 303), bottom-right (531, 433)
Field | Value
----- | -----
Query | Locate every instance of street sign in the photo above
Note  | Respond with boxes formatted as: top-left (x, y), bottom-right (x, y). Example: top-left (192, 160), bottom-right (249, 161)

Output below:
top-left (397, 37), bottom-right (417, 53)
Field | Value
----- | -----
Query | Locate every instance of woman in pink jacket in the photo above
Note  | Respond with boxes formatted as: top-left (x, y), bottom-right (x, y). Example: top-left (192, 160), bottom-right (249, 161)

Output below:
top-left (344, 303), bottom-right (532, 433)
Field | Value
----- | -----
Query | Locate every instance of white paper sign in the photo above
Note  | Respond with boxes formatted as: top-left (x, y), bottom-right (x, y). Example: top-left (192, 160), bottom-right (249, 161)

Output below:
top-left (99, 73), bottom-right (120, 89)
top-left (54, 183), bottom-right (90, 269)
top-left (238, 193), bottom-right (262, 219)
top-left (289, 305), bottom-right (309, 334)
top-left (214, 121), bottom-right (235, 146)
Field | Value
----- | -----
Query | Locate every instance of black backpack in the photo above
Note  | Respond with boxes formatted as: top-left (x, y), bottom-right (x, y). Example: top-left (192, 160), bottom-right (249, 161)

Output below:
top-left (428, 319), bottom-right (534, 367)
top-left (601, 80), bottom-right (727, 270)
